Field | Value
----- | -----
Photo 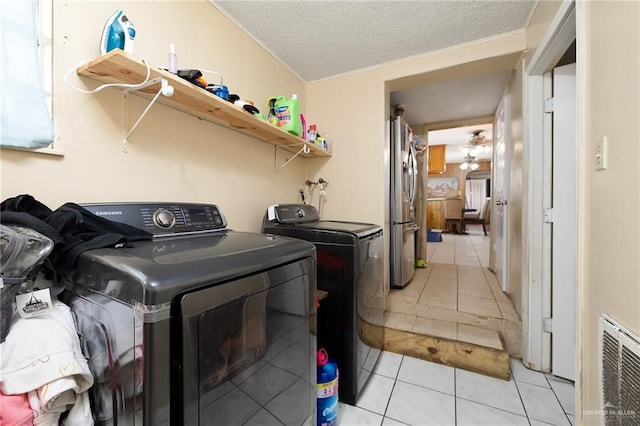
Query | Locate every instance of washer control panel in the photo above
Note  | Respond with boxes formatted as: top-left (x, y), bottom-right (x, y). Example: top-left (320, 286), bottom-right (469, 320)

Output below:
top-left (272, 204), bottom-right (319, 224)
top-left (83, 202), bottom-right (227, 236)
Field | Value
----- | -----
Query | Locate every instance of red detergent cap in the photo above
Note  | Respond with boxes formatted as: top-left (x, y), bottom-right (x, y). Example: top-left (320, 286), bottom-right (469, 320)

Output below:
top-left (317, 348), bottom-right (329, 366)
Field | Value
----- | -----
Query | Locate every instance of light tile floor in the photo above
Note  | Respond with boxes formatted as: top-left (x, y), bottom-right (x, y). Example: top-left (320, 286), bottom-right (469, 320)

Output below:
top-left (338, 351), bottom-right (576, 426)
top-left (386, 228), bottom-right (520, 351)
top-left (342, 226), bottom-right (575, 425)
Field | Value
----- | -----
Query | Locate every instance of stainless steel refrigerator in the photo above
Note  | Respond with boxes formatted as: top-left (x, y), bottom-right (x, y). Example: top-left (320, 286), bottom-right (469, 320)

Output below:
top-left (390, 112), bottom-right (419, 288)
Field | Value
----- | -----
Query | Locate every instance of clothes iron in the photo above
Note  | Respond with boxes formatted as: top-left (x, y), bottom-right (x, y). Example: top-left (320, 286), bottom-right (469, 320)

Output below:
top-left (99, 9), bottom-right (136, 55)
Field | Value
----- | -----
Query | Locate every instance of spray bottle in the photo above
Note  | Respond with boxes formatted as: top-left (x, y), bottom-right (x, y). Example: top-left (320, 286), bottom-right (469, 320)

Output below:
top-left (266, 97), bottom-right (279, 126)
top-left (168, 43), bottom-right (177, 73)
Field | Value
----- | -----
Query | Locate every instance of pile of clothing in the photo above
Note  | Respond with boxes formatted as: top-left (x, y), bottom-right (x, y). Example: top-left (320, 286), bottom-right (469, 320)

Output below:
top-left (0, 294), bottom-right (94, 425)
top-left (0, 194), bottom-right (152, 425)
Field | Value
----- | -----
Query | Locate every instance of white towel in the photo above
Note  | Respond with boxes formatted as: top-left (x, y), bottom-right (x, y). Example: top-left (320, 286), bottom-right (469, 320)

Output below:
top-left (0, 297), bottom-right (94, 425)
top-left (28, 387), bottom-right (92, 426)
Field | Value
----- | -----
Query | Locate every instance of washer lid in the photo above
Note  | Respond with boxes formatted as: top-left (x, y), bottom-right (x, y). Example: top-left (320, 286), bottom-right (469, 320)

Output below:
top-left (262, 220), bottom-right (382, 246)
top-left (263, 204), bottom-right (382, 240)
top-left (69, 231), bottom-right (315, 306)
top-left (293, 220), bottom-right (382, 238)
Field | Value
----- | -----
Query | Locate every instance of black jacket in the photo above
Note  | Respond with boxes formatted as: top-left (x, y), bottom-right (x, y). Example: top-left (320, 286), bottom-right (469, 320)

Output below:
top-left (1, 194), bottom-right (152, 277)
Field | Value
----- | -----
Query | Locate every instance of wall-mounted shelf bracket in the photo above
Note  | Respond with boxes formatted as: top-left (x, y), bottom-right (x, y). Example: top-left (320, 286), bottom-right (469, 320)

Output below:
top-left (279, 144), bottom-right (310, 169)
top-left (121, 77), bottom-right (174, 152)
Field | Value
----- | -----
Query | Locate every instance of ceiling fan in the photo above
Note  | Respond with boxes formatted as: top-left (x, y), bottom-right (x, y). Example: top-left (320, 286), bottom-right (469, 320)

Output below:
top-left (462, 130), bottom-right (491, 154)
top-left (459, 130), bottom-right (491, 170)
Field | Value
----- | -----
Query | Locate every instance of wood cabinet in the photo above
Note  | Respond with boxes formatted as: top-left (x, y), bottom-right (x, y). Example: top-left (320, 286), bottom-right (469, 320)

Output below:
top-left (428, 145), bottom-right (446, 174)
top-left (76, 49), bottom-right (331, 158)
top-left (427, 199), bottom-right (445, 230)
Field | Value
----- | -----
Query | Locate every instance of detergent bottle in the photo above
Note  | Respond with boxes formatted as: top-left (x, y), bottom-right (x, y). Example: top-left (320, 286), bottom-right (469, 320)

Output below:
top-left (275, 94), bottom-right (302, 137)
top-left (317, 348), bottom-right (339, 426)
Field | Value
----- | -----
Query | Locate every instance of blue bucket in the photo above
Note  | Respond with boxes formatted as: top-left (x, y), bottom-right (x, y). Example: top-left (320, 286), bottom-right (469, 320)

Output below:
top-left (427, 230), bottom-right (442, 242)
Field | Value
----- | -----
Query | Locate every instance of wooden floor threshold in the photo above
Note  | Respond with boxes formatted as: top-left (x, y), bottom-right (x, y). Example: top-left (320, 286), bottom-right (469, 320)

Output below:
top-left (383, 326), bottom-right (510, 381)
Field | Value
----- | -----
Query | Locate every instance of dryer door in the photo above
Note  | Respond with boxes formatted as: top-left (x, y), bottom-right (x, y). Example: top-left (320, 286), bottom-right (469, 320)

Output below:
top-left (176, 259), bottom-right (315, 425)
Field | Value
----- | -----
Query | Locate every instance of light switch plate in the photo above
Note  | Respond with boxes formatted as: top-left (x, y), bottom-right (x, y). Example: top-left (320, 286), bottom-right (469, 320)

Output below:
top-left (595, 136), bottom-right (608, 171)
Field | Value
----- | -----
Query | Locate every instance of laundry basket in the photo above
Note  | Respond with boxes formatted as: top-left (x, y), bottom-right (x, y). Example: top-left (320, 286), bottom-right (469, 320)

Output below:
top-left (0, 224), bottom-right (54, 342)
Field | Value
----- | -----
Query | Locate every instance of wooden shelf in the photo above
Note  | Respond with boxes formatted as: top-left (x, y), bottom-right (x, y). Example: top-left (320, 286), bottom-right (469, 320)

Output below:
top-left (76, 49), bottom-right (331, 158)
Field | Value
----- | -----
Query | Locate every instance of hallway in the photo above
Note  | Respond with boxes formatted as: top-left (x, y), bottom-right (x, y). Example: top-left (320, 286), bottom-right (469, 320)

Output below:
top-left (385, 227), bottom-right (521, 356)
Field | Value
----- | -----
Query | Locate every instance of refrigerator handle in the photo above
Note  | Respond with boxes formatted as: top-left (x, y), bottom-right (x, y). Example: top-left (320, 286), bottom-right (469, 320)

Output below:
top-left (405, 224), bottom-right (420, 232)
top-left (408, 143), bottom-right (418, 208)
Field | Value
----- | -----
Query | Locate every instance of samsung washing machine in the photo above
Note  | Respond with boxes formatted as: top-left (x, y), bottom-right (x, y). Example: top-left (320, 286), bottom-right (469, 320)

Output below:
top-left (60, 202), bottom-right (317, 426)
top-left (262, 204), bottom-right (384, 405)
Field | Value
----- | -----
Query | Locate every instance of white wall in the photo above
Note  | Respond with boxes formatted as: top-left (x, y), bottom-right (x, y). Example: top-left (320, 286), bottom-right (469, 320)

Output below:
top-left (578, 1), bottom-right (640, 422)
top-left (1, 1), bottom-right (307, 232)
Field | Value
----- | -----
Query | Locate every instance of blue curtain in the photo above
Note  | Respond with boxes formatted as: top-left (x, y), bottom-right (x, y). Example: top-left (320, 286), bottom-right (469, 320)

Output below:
top-left (1, 0), bottom-right (54, 149)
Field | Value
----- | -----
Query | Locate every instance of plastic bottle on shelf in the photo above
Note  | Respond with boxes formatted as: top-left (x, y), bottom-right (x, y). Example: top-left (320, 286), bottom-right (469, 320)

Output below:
top-left (266, 97), bottom-right (279, 126)
top-left (168, 43), bottom-right (177, 73)
top-left (275, 94), bottom-right (302, 137)
top-left (307, 124), bottom-right (317, 143)
top-left (316, 135), bottom-right (326, 149)
top-left (300, 114), bottom-right (307, 140)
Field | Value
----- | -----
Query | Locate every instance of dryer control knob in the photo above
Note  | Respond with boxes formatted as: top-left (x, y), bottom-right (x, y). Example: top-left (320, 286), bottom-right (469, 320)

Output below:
top-left (296, 208), bottom-right (305, 218)
top-left (153, 208), bottom-right (176, 229)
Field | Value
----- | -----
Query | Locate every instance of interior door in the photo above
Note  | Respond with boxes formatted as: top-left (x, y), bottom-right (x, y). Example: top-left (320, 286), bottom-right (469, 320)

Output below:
top-left (550, 62), bottom-right (577, 381)
top-left (493, 94), bottom-right (509, 291)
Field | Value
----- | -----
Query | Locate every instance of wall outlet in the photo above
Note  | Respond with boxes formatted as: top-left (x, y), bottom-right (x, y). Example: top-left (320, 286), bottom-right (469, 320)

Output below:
top-left (595, 136), bottom-right (608, 171)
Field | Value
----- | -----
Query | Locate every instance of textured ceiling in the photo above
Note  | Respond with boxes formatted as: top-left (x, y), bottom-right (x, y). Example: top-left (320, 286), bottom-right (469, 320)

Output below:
top-left (212, 0), bottom-right (535, 82)
top-left (211, 0), bottom-right (536, 163)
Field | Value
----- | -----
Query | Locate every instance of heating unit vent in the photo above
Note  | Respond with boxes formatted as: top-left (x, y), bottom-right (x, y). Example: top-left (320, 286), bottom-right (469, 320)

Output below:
top-left (598, 314), bottom-right (640, 425)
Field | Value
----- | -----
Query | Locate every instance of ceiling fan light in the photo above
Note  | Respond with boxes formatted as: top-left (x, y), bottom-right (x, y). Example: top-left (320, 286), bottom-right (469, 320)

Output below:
top-left (470, 162), bottom-right (479, 170)
top-left (460, 162), bottom-right (469, 170)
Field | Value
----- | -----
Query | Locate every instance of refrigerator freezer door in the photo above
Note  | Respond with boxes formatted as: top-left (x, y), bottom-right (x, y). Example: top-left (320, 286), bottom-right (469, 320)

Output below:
top-left (402, 222), bottom-right (419, 285)
top-left (391, 221), bottom-right (419, 288)
top-left (390, 115), bottom-right (418, 288)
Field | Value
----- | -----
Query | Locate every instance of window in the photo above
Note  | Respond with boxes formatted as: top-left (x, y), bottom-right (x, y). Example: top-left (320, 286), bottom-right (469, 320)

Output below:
top-left (0, 0), bottom-right (57, 153)
top-left (37, 0), bottom-right (53, 118)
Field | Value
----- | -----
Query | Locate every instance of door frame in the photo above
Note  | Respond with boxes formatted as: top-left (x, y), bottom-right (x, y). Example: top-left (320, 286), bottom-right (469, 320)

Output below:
top-left (522, 0), bottom-right (576, 372)
top-left (551, 62), bottom-right (577, 381)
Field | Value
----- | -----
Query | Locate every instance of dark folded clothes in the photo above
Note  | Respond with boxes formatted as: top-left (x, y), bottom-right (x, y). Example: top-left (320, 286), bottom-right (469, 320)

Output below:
top-left (1, 194), bottom-right (152, 277)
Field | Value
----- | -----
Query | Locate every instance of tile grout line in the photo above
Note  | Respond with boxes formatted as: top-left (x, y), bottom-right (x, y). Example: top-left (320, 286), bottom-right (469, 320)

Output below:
top-left (454, 363), bottom-right (534, 424)
top-left (545, 373), bottom-right (575, 424)
top-left (381, 355), bottom-right (404, 425)
top-left (454, 366), bottom-right (458, 425)
top-left (416, 263), bottom-right (435, 305)
top-left (511, 368), bottom-right (533, 425)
